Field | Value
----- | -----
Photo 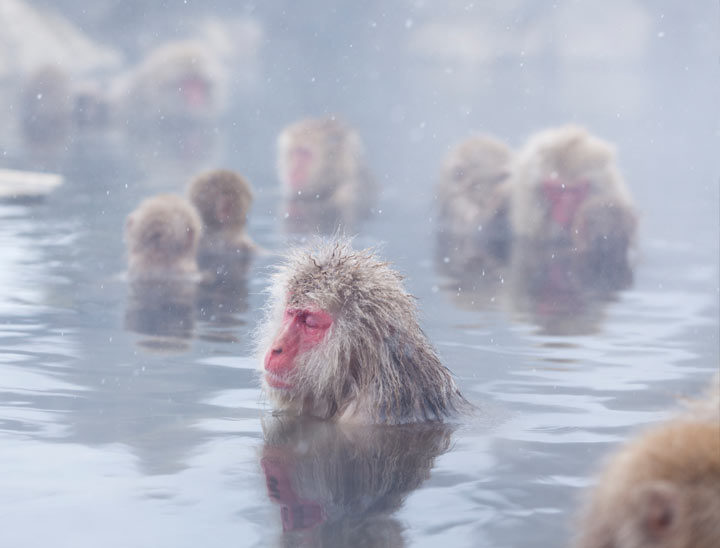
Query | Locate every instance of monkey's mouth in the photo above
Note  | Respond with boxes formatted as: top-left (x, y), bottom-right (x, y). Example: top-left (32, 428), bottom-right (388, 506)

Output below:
top-left (265, 371), bottom-right (294, 390)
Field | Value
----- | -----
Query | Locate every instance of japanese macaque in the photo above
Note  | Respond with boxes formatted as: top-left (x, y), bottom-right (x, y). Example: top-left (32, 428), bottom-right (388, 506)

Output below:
top-left (113, 40), bottom-right (226, 131)
top-left (277, 117), bottom-right (376, 232)
top-left (258, 239), bottom-right (469, 424)
top-left (124, 195), bottom-right (201, 351)
top-left (261, 416), bottom-right (453, 545)
top-left (434, 135), bottom-right (513, 307)
top-left (509, 125), bottom-right (636, 263)
top-left (20, 65), bottom-right (72, 145)
top-left (187, 169), bottom-right (257, 266)
top-left (436, 134), bottom-right (514, 269)
top-left (575, 379), bottom-right (720, 548)
top-left (124, 194), bottom-right (202, 281)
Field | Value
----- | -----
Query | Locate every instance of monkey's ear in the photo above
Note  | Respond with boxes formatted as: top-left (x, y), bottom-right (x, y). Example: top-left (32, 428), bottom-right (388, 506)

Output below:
top-left (634, 481), bottom-right (679, 541)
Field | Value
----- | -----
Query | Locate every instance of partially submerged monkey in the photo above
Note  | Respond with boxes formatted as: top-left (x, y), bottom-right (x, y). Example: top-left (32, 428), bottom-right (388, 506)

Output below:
top-left (124, 194), bottom-right (202, 280)
top-left (277, 117), bottom-right (376, 231)
top-left (112, 40), bottom-right (226, 131)
top-left (187, 168), bottom-right (257, 262)
top-left (258, 239), bottom-right (469, 424)
top-left (436, 134), bottom-right (514, 274)
top-left (575, 377), bottom-right (720, 548)
top-left (509, 125), bottom-right (636, 264)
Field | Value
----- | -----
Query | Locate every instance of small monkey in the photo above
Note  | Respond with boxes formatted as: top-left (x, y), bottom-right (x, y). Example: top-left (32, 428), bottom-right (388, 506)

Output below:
top-left (124, 194), bottom-right (202, 280)
top-left (436, 134), bottom-right (514, 274)
top-left (277, 117), bottom-right (376, 231)
top-left (258, 238), bottom-right (469, 424)
top-left (187, 169), bottom-right (257, 263)
top-left (575, 379), bottom-right (720, 548)
top-left (509, 125), bottom-right (636, 260)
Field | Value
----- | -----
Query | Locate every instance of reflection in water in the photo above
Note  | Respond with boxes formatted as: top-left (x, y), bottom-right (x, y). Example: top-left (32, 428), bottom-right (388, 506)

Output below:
top-left (261, 416), bottom-right (453, 547)
top-left (505, 241), bottom-right (632, 336)
top-left (0, 2), bottom-right (717, 547)
top-left (195, 254), bottom-right (251, 342)
top-left (111, 40), bottom-right (227, 133)
top-left (125, 279), bottom-right (197, 352)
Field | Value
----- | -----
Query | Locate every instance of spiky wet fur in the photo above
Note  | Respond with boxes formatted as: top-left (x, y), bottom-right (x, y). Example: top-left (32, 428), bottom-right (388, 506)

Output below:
top-left (257, 238), bottom-right (470, 424)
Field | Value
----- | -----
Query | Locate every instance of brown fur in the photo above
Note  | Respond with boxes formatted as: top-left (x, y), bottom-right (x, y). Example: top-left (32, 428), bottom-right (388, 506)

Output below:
top-left (187, 169), bottom-right (256, 256)
top-left (277, 117), bottom-right (376, 228)
top-left (257, 239), bottom-right (470, 424)
top-left (262, 416), bottom-right (453, 545)
top-left (509, 125), bottom-right (636, 249)
top-left (437, 134), bottom-right (513, 235)
top-left (436, 134), bottom-right (514, 274)
top-left (125, 194), bottom-right (201, 280)
top-left (576, 382), bottom-right (720, 548)
top-left (114, 40), bottom-right (226, 129)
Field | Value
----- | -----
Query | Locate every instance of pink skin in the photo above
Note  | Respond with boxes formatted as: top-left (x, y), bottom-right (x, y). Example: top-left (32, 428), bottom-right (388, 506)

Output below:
top-left (261, 451), bottom-right (325, 532)
top-left (214, 198), bottom-right (233, 225)
top-left (541, 178), bottom-right (591, 230)
top-left (287, 147), bottom-right (313, 189)
top-left (264, 307), bottom-right (333, 390)
top-left (179, 75), bottom-right (209, 109)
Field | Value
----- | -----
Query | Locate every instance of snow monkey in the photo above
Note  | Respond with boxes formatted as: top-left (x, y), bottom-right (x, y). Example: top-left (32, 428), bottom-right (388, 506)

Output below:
top-left (114, 40), bottom-right (226, 130)
top-left (509, 125), bottom-right (636, 261)
top-left (261, 416), bottom-right (453, 543)
top-left (436, 134), bottom-right (514, 271)
top-left (258, 239), bottom-right (469, 424)
top-left (187, 169), bottom-right (256, 261)
top-left (276, 117), bottom-right (376, 231)
top-left (575, 377), bottom-right (720, 548)
top-left (124, 194), bottom-right (202, 280)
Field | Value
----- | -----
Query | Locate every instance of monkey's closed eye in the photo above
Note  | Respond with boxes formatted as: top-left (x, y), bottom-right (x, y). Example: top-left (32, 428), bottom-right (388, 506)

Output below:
top-left (304, 314), bottom-right (320, 328)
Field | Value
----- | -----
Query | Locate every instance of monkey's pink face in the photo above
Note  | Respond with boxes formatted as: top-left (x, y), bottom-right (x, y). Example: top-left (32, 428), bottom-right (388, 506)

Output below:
top-left (264, 307), bottom-right (333, 390)
top-left (286, 146), bottom-right (314, 189)
top-left (178, 75), bottom-right (210, 109)
top-left (541, 178), bottom-right (591, 230)
top-left (261, 450), bottom-right (325, 532)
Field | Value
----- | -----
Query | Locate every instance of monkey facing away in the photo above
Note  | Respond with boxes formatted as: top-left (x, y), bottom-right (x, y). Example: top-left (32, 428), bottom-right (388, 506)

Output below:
top-left (509, 125), bottom-right (636, 264)
top-left (434, 134), bottom-right (514, 295)
top-left (187, 168), bottom-right (257, 266)
top-left (277, 117), bottom-right (376, 232)
top-left (575, 377), bottom-right (720, 548)
top-left (258, 238), bottom-right (469, 424)
top-left (124, 194), bottom-right (202, 281)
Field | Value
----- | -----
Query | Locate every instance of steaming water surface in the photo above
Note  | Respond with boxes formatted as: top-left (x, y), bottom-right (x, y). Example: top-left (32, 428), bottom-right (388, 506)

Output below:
top-left (0, 2), bottom-right (718, 547)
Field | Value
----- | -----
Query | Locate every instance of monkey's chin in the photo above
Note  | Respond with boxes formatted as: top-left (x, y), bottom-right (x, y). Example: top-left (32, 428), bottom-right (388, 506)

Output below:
top-left (264, 370), bottom-right (294, 390)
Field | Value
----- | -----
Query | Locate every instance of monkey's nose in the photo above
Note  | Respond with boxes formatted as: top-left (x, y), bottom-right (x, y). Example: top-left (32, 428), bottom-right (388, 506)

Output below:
top-left (272, 346), bottom-right (283, 354)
